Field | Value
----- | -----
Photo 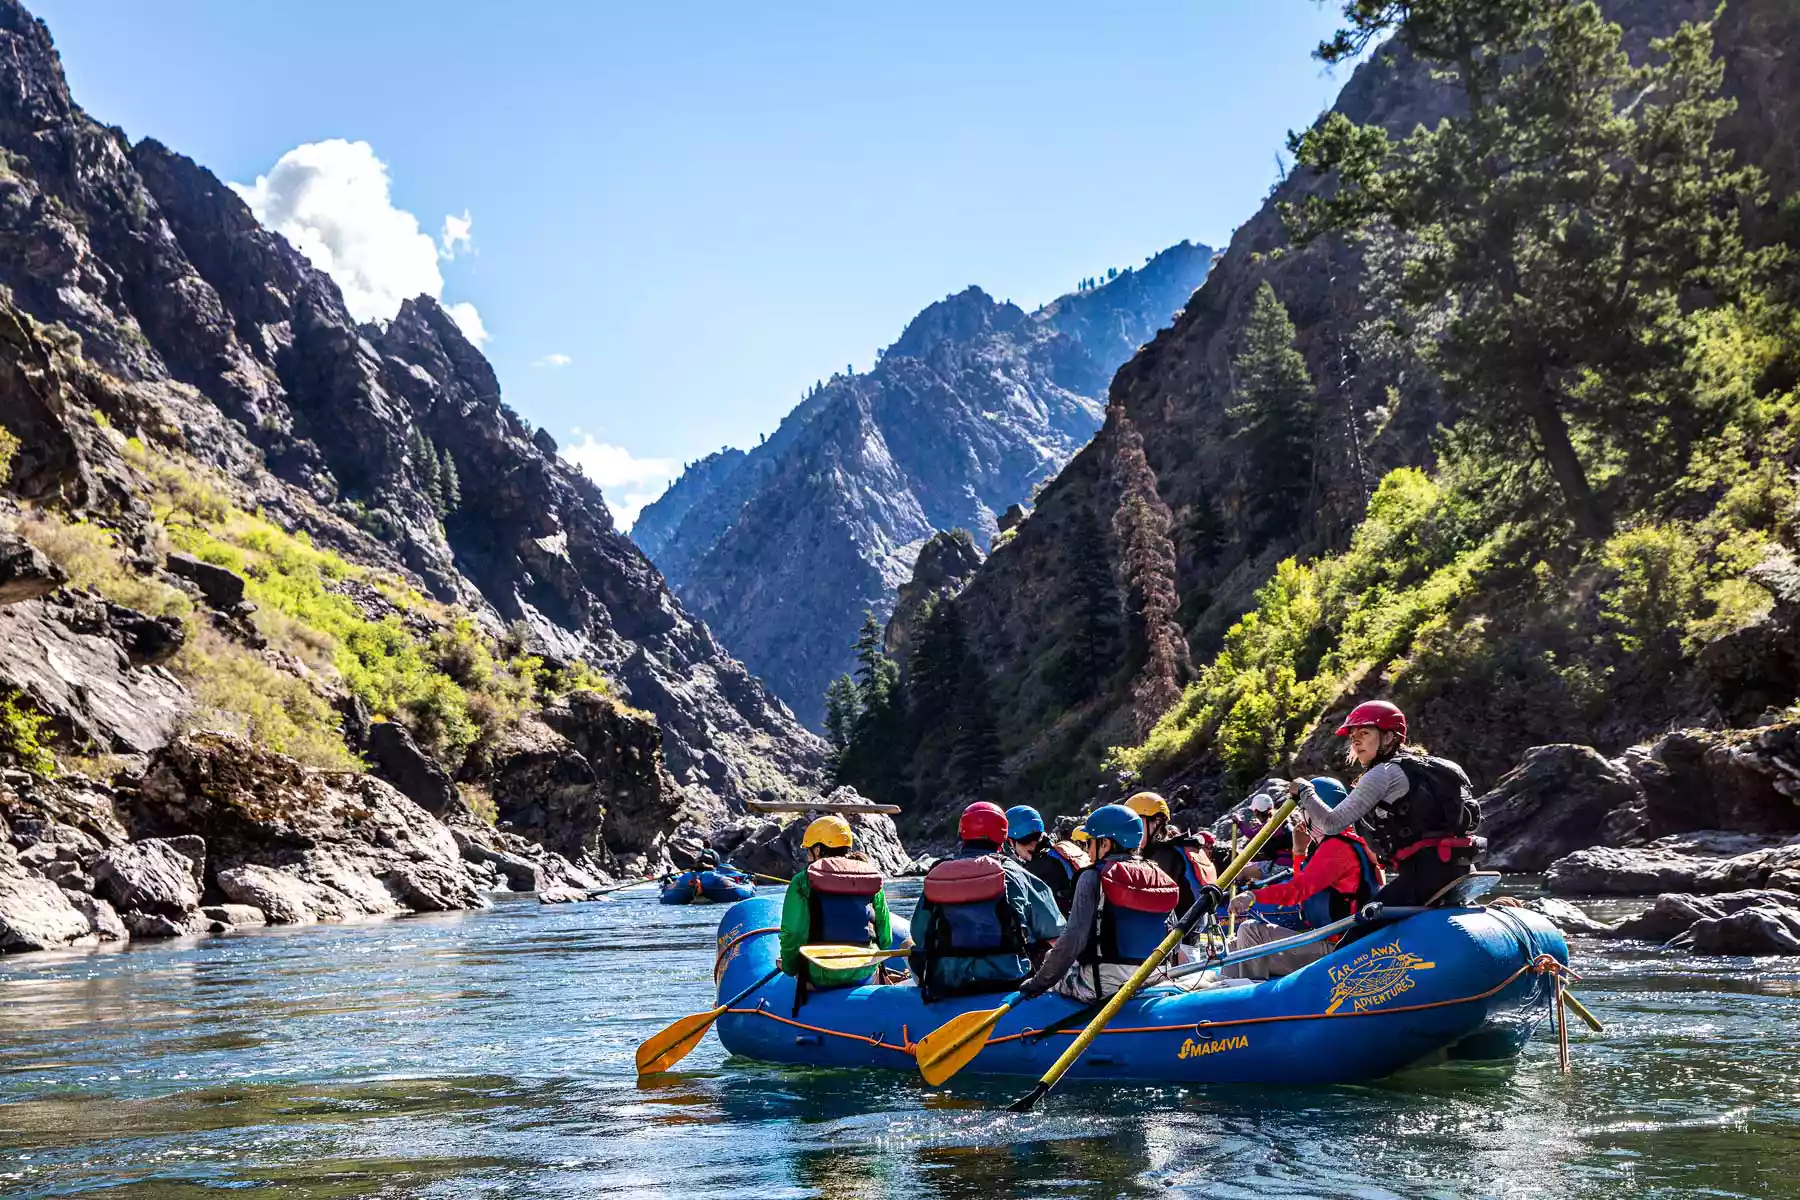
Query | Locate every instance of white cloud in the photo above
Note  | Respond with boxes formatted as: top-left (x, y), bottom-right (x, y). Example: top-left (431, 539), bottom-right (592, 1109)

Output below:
top-left (440, 210), bottom-right (473, 259)
top-left (534, 353), bottom-right (573, 368)
top-left (230, 139), bottom-right (484, 339)
top-left (445, 301), bottom-right (488, 347)
top-left (561, 434), bottom-right (676, 531)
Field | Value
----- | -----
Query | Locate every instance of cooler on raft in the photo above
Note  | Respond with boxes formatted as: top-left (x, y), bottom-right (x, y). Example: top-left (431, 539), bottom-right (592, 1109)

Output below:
top-left (661, 869), bottom-right (759, 905)
top-left (709, 895), bottom-right (1568, 1084)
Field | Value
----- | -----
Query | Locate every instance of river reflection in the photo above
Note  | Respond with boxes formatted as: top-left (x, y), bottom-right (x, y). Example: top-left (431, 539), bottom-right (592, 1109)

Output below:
top-left (1, 884), bottom-right (1796, 1198)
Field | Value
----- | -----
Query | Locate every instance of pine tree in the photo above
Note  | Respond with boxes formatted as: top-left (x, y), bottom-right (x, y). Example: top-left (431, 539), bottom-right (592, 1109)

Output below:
top-left (1290, 0), bottom-right (1766, 539)
top-left (1228, 281), bottom-right (1316, 543)
top-left (409, 428), bottom-right (442, 511)
top-left (1108, 412), bottom-right (1191, 739)
top-left (948, 650), bottom-right (1002, 797)
top-left (438, 447), bottom-right (461, 515)
top-left (823, 674), bottom-right (862, 767)
top-left (1055, 504), bottom-right (1120, 705)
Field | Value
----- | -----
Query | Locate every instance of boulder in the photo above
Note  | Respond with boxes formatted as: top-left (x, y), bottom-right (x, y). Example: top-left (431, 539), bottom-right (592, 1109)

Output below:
top-left (91, 837), bottom-right (203, 916)
top-left (215, 863), bottom-right (344, 925)
top-left (166, 551), bottom-right (246, 610)
top-left (57, 591), bottom-right (187, 667)
top-left (122, 909), bottom-right (199, 940)
top-left (715, 788), bottom-right (912, 879)
top-left (201, 902), bottom-right (266, 927)
top-left (0, 597), bottom-right (191, 754)
top-left (131, 732), bottom-right (487, 923)
top-left (0, 865), bottom-right (93, 951)
top-left (470, 716), bottom-right (606, 865)
top-left (1478, 744), bottom-right (1644, 872)
top-left (65, 890), bottom-right (126, 941)
top-left (1630, 724), bottom-right (1800, 838)
top-left (0, 529), bottom-right (64, 606)
top-left (1609, 889), bottom-right (1800, 943)
top-left (1545, 835), bottom-right (1800, 895)
top-left (540, 690), bottom-right (684, 855)
top-left (368, 720), bottom-right (463, 818)
top-left (1679, 905), bottom-right (1800, 955)
top-left (1520, 895), bottom-right (1616, 936)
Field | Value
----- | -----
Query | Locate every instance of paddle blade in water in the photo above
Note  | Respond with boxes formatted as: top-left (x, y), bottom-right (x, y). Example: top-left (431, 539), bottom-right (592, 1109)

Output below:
top-left (916, 1004), bottom-right (1009, 1087)
top-left (798, 944), bottom-right (909, 970)
top-left (635, 1006), bottom-right (724, 1076)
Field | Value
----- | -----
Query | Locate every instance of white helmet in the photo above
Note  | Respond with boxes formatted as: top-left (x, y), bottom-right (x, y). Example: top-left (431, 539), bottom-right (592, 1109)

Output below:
top-left (1250, 793), bottom-right (1274, 814)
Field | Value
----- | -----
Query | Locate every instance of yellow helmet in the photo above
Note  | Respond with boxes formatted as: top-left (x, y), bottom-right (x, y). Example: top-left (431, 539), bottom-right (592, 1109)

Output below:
top-left (802, 814), bottom-right (854, 850)
top-left (1124, 791), bottom-right (1170, 821)
top-left (1070, 825), bottom-right (1092, 847)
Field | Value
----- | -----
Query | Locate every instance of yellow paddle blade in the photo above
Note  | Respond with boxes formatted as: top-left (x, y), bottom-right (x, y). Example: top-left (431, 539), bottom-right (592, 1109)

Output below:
top-left (798, 944), bottom-right (910, 969)
top-left (635, 1004), bottom-right (726, 1076)
top-left (916, 1003), bottom-right (1011, 1087)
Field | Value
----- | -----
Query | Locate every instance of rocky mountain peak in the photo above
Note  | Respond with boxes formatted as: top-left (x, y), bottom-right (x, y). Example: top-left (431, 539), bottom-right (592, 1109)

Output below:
top-left (887, 285), bottom-right (1024, 362)
top-left (635, 241), bottom-right (1212, 726)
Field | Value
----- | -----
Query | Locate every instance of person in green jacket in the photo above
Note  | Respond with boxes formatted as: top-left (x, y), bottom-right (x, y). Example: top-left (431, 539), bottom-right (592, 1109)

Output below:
top-left (778, 815), bottom-right (894, 990)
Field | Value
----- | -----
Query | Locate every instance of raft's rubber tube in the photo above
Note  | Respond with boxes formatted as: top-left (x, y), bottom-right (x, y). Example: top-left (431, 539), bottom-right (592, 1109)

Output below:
top-left (711, 896), bottom-right (1566, 1084)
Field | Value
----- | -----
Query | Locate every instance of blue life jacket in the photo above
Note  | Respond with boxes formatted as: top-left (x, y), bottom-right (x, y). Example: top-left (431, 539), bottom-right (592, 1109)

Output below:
top-left (1298, 833), bottom-right (1384, 929)
top-left (805, 856), bottom-right (883, 945)
top-left (918, 854), bottom-right (1029, 999)
top-left (1079, 857), bottom-right (1179, 966)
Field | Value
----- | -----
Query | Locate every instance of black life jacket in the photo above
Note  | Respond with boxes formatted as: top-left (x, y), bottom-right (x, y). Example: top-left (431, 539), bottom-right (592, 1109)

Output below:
top-left (1361, 754), bottom-right (1480, 862)
top-left (1021, 841), bottom-right (1087, 916)
top-left (1298, 832), bottom-right (1385, 928)
top-left (919, 854), bottom-right (1030, 996)
top-left (805, 856), bottom-right (884, 947)
top-left (1144, 834), bottom-right (1217, 917)
top-left (1077, 857), bottom-right (1179, 967)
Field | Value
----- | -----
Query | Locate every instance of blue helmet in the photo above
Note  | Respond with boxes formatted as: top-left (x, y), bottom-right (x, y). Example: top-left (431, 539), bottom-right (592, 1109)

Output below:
top-left (1079, 803), bottom-right (1144, 851)
top-left (1005, 805), bottom-right (1046, 839)
top-left (1310, 777), bottom-right (1349, 808)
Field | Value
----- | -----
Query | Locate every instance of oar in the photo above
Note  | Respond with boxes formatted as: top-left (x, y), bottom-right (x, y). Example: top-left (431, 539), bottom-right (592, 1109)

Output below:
top-left (915, 991), bottom-right (1028, 1087)
top-left (798, 943), bottom-right (911, 969)
top-left (1563, 990), bottom-right (1605, 1032)
top-left (752, 872), bottom-right (792, 886)
top-left (1005, 797), bottom-right (1298, 1112)
top-left (635, 966), bottom-right (782, 1077)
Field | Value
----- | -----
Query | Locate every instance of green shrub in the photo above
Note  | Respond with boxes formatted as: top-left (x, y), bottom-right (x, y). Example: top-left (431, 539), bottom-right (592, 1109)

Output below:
top-left (18, 510), bottom-right (192, 618)
top-left (177, 625), bottom-right (359, 771)
top-left (0, 689), bottom-right (55, 777)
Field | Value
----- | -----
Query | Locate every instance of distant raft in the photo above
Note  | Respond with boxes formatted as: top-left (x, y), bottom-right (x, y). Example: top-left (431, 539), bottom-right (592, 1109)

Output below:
top-left (660, 868), bottom-right (759, 906)
top-left (709, 896), bottom-right (1569, 1084)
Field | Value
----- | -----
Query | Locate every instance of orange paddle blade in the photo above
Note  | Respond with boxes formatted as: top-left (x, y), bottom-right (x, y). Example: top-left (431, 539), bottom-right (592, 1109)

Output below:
top-left (916, 1002), bottom-right (1012, 1087)
top-left (635, 1004), bottom-right (725, 1076)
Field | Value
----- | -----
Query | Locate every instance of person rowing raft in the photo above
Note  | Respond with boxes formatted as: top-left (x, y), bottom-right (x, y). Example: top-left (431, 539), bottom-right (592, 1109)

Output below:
top-left (1289, 701), bottom-right (1483, 914)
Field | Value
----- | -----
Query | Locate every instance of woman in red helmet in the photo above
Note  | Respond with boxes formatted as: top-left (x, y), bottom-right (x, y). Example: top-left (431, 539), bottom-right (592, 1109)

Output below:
top-left (1287, 700), bottom-right (1483, 908)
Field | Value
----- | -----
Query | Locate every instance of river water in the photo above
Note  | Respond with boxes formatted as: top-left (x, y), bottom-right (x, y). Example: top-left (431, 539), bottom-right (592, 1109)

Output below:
top-left (2, 881), bottom-right (1797, 1199)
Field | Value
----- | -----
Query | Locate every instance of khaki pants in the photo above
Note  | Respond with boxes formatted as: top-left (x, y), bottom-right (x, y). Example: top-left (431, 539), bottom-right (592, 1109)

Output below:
top-left (1223, 920), bottom-right (1332, 980)
top-left (1051, 959), bottom-right (1173, 1003)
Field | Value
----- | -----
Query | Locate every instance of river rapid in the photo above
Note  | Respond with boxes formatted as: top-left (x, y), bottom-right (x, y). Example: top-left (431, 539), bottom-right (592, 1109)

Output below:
top-left (2, 881), bottom-right (1797, 1199)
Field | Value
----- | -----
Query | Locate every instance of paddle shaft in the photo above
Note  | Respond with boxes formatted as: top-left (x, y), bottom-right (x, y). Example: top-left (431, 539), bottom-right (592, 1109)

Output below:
top-left (752, 872), bottom-right (792, 885)
top-left (1009, 797), bottom-right (1299, 1112)
top-left (720, 965), bottom-right (783, 1013)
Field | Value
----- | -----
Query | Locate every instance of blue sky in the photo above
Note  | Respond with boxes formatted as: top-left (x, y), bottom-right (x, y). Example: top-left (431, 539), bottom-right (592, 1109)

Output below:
top-left (32, 1), bottom-right (1358, 525)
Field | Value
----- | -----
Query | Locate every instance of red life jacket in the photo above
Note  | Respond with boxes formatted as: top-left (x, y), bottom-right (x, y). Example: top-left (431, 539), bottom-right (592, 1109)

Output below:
top-left (805, 856), bottom-right (883, 946)
top-left (1081, 857), bottom-right (1179, 966)
top-left (919, 854), bottom-right (1029, 997)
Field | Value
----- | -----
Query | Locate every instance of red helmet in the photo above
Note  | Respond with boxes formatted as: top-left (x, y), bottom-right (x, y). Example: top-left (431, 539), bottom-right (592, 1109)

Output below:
top-left (1336, 700), bottom-right (1406, 739)
top-left (958, 801), bottom-right (1009, 844)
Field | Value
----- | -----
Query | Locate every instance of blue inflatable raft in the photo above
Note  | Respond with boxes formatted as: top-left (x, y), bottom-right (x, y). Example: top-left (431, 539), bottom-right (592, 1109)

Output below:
top-left (711, 896), bottom-right (1568, 1084)
top-left (661, 868), bottom-right (758, 906)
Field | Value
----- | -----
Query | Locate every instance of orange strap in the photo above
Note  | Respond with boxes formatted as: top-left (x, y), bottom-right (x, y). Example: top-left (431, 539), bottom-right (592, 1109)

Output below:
top-left (713, 925), bottom-right (779, 982)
